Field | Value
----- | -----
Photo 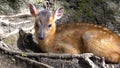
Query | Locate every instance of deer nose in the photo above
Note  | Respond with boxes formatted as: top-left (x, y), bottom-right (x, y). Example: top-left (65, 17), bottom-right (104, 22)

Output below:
top-left (39, 36), bottom-right (44, 40)
top-left (38, 33), bottom-right (45, 40)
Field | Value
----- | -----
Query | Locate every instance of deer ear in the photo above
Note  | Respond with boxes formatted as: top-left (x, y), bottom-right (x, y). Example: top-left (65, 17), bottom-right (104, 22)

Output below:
top-left (29, 3), bottom-right (39, 17)
top-left (54, 6), bottom-right (64, 20)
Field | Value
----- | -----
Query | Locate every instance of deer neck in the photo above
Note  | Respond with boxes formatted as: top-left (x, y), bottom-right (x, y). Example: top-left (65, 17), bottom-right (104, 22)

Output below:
top-left (44, 34), bottom-right (55, 45)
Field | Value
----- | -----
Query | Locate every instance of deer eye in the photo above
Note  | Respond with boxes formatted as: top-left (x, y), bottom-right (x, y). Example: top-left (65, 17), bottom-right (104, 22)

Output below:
top-left (48, 24), bottom-right (52, 28)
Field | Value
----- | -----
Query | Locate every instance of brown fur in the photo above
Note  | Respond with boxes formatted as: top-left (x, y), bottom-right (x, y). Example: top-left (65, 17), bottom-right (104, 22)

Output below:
top-left (35, 20), bottom-right (120, 63)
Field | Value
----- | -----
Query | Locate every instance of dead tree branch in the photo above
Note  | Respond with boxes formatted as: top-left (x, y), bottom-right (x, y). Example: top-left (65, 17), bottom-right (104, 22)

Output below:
top-left (1, 26), bottom-right (34, 40)
top-left (0, 13), bottom-right (31, 18)
top-left (15, 55), bottom-right (54, 68)
top-left (0, 18), bottom-right (31, 26)
top-left (0, 41), bottom-right (93, 59)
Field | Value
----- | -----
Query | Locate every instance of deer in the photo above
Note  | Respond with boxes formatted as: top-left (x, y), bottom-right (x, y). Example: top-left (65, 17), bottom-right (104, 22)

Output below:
top-left (29, 3), bottom-right (120, 63)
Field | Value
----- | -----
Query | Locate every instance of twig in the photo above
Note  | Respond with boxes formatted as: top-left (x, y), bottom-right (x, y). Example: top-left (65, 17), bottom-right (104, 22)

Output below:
top-left (84, 55), bottom-right (98, 68)
top-left (10, 20), bottom-right (31, 25)
top-left (0, 13), bottom-right (31, 18)
top-left (5, 29), bottom-right (19, 38)
top-left (0, 18), bottom-right (9, 26)
top-left (15, 55), bottom-right (54, 68)
top-left (0, 41), bottom-right (9, 49)
top-left (22, 25), bottom-right (34, 32)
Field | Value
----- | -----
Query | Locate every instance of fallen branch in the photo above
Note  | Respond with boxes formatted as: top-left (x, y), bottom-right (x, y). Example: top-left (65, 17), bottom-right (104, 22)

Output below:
top-left (1, 26), bottom-right (34, 40)
top-left (0, 41), bottom-right (93, 59)
top-left (0, 18), bottom-right (31, 26)
top-left (15, 55), bottom-right (54, 68)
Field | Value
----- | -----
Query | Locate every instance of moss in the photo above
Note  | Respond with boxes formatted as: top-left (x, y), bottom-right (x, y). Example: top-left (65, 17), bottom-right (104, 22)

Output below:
top-left (85, 10), bottom-right (93, 18)
top-left (57, 0), bottom-right (115, 24)
top-left (94, 0), bottom-right (102, 4)
top-left (21, 53), bottom-right (27, 57)
top-left (117, 11), bottom-right (120, 16)
top-left (0, 0), bottom-right (24, 14)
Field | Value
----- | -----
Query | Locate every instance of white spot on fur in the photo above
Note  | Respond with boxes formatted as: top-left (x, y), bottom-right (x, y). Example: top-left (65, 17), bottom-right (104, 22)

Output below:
top-left (94, 25), bottom-right (98, 27)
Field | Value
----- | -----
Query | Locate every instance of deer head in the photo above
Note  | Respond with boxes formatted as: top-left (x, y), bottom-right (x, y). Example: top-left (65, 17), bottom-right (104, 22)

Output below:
top-left (29, 3), bottom-right (64, 40)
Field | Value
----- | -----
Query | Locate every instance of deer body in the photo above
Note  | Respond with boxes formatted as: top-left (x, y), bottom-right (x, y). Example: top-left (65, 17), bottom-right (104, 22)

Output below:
top-left (29, 3), bottom-right (120, 63)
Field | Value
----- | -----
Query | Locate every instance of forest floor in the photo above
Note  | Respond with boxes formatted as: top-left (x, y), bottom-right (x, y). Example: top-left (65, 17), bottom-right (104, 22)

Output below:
top-left (0, 13), bottom-right (35, 68)
top-left (0, 13), bottom-right (120, 68)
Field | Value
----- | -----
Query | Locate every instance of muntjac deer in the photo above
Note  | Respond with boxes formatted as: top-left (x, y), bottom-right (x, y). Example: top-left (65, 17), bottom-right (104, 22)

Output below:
top-left (29, 3), bottom-right (120, 63)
